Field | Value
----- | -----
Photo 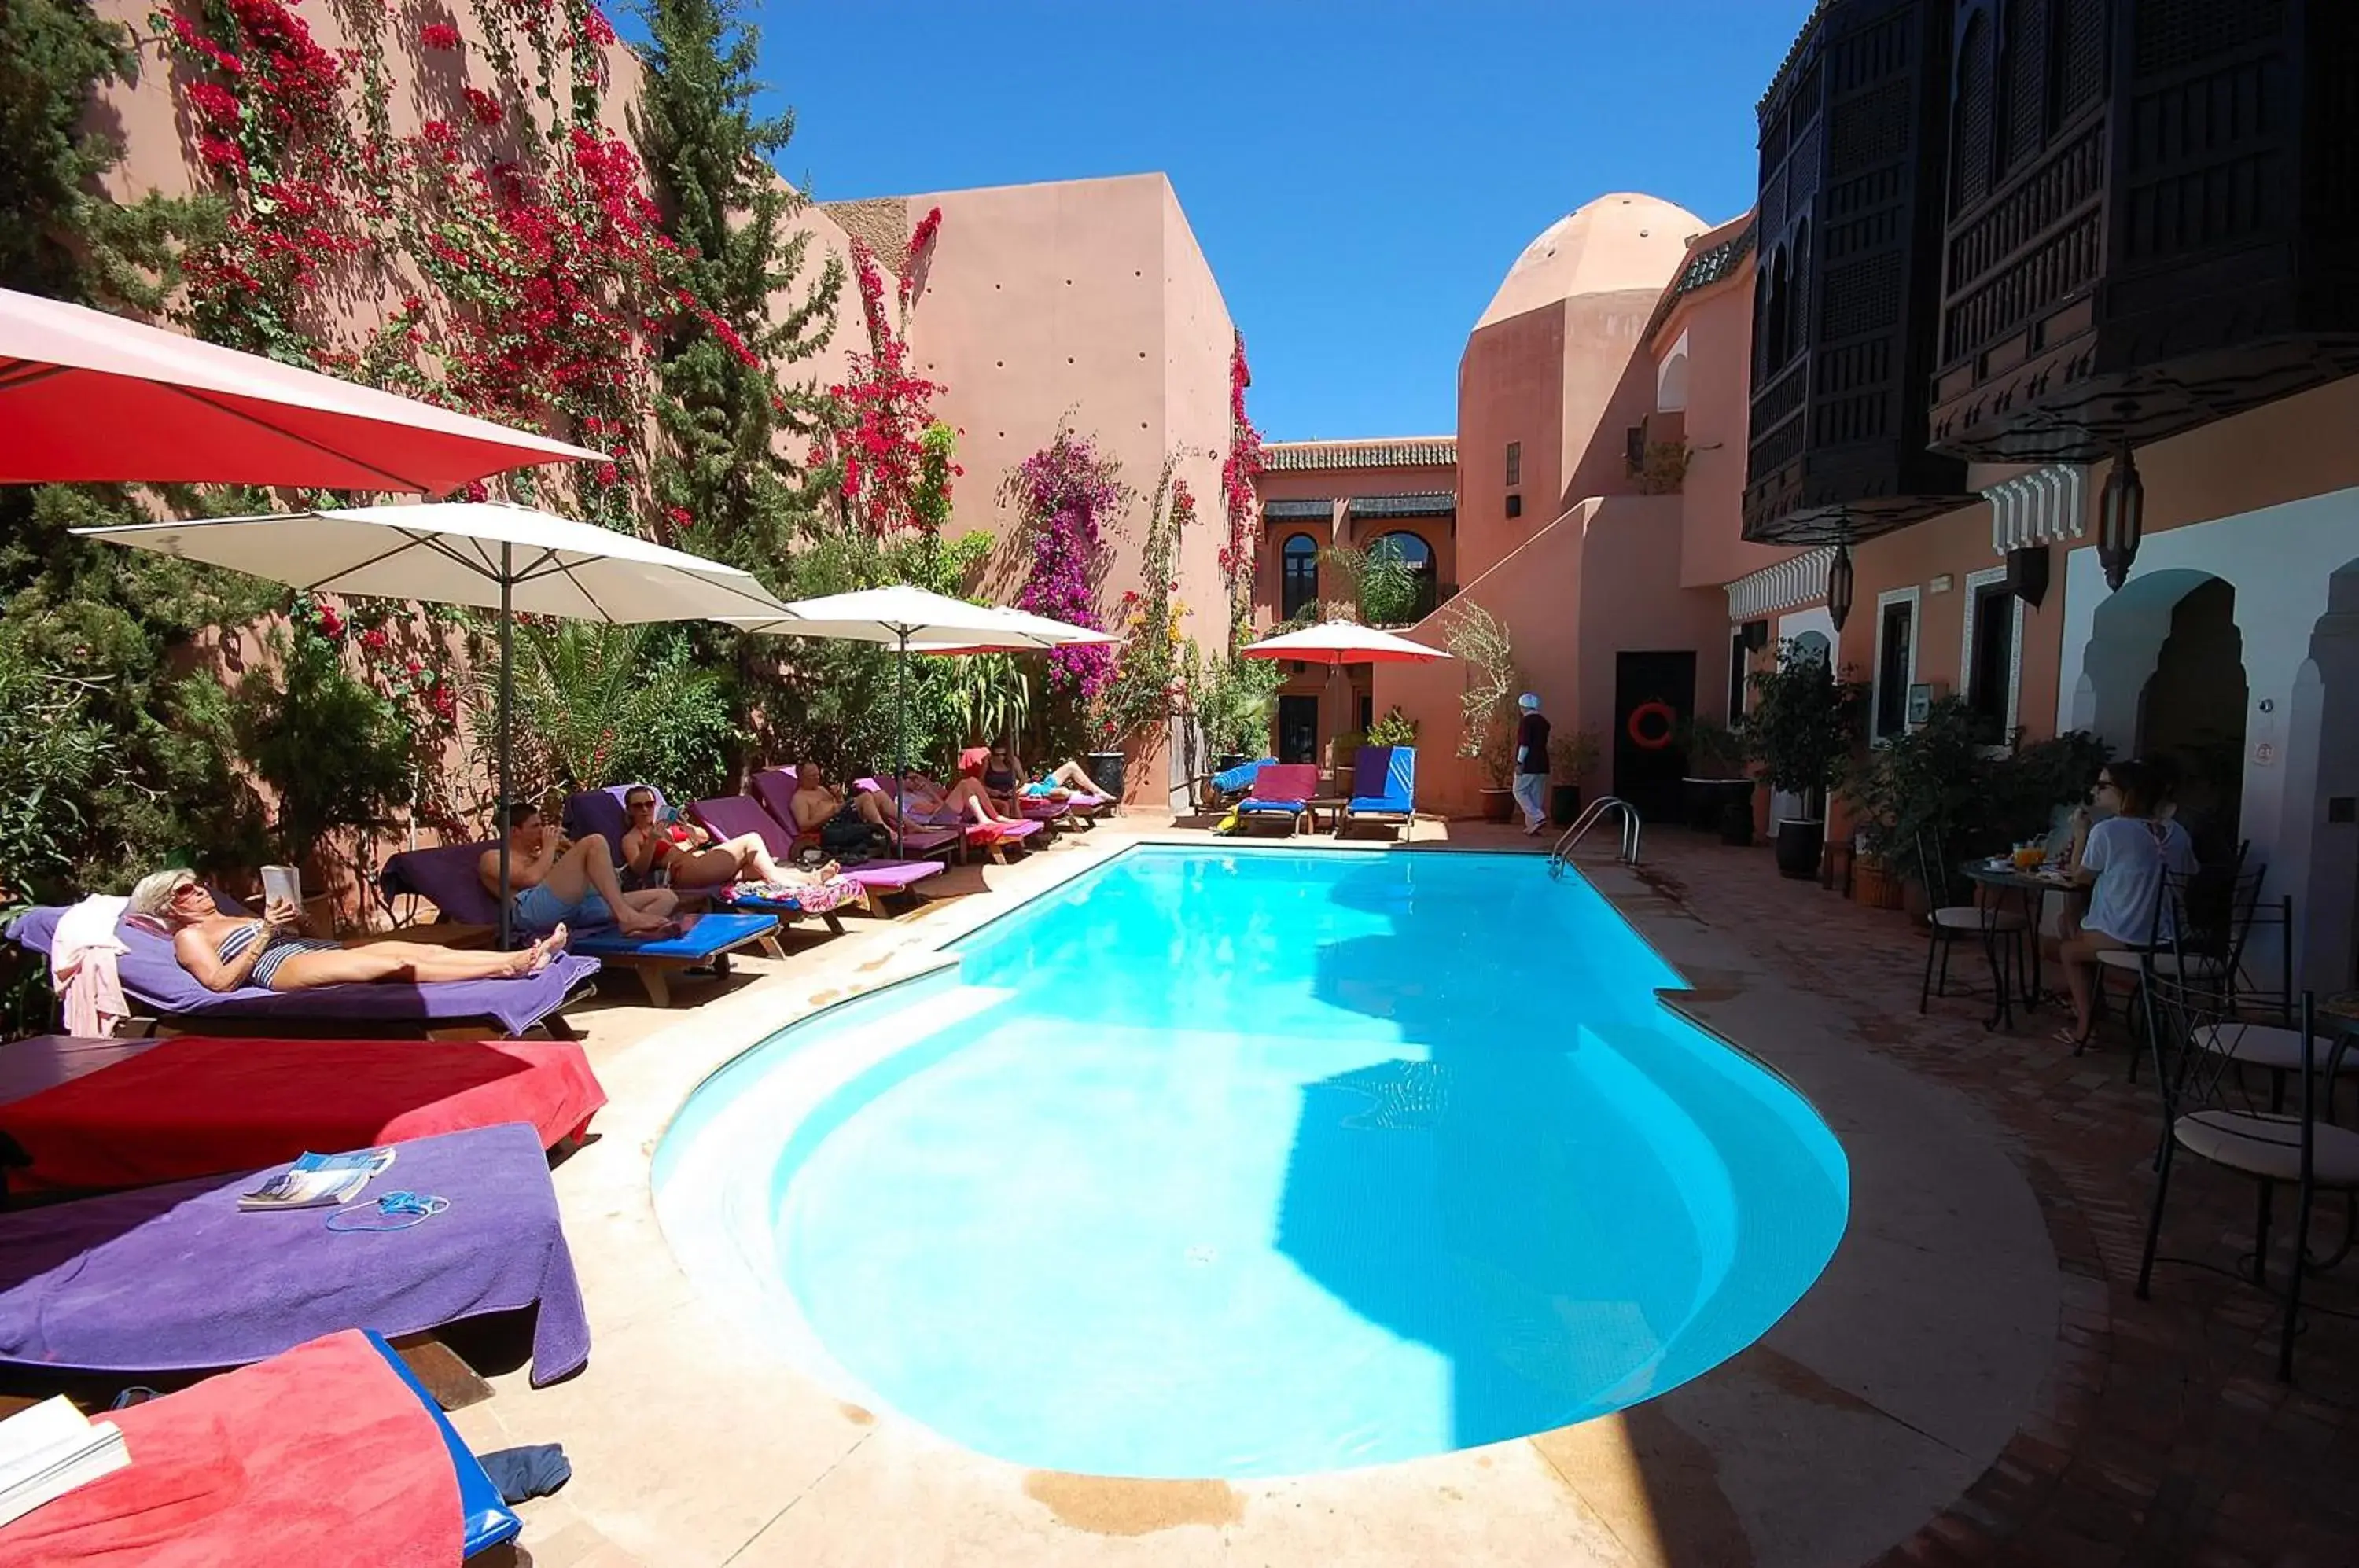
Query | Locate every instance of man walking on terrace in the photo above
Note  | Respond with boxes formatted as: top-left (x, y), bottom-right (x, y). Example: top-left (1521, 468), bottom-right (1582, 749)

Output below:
top-left (1514, 691), bottom-right (1551, 837)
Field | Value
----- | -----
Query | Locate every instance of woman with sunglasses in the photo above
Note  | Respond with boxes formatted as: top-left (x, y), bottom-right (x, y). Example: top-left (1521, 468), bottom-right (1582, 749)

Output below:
top-left (617, 787), bottom-right (805, 891)
top-left (2055, 758), bottom-right (2196, 1047)
top-left (131, 868), bottom-right (564, 992)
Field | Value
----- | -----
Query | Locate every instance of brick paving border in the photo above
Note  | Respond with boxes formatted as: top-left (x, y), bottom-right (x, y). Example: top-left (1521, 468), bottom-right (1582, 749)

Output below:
top-left (1625, 833), bottom-right (2359, 1568)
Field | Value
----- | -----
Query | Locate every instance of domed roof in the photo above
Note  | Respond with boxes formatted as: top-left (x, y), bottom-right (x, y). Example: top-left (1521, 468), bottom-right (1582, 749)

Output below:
top-left (1475, 193), bottom-right (1708, 332)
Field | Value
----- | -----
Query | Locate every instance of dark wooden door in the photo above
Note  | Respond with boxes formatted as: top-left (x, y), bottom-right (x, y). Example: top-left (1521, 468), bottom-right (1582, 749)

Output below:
top-left (1277, 695), bottom-right (1319, 765)
top-left (1613, 650), bottom-right (1696, 823)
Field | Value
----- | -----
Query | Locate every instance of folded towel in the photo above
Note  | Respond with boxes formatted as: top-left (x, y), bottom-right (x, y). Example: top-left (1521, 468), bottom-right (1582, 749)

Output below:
top-left (52, 896), bottom-right (131, 1038)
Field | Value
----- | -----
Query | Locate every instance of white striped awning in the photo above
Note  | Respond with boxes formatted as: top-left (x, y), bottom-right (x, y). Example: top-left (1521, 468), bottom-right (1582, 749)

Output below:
top-left (1986, 464), bottom-right (2087, 554)
top-left (1725, 546), bottom-right (1835, 621)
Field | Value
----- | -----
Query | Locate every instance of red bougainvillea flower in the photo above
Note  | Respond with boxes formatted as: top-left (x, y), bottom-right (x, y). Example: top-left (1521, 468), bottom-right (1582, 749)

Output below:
top-left (418, 21), bottom-right (460, 50)
top-left (463, 87), bottom-right (504, 127)
top-left (580, 7), bottom-right (616, 47)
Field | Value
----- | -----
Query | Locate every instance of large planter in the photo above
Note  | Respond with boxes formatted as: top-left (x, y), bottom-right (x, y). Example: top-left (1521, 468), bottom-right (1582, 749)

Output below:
top-left (1213, 753), bottom-right (1248, 776)
top-left (1480, 786), bottom-right (1514, 824)
top-left (1853, 854), bottom-right (1904, 911)
top-left (1680, 777), bottom-right (1723, 831)
top-left (1774, 816), bottom-right (1824, 880)
top-left (1086, 751), bottom-right (1127, 803)
top-left (1551, 782), bottom-right (1583, 827)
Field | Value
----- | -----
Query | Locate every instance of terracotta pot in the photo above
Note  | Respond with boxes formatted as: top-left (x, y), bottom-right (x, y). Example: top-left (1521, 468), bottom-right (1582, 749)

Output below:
top-left (1852, 856), bottom-right (1904, 911)
top-left (1481, 787), bottom-right (1514, 823)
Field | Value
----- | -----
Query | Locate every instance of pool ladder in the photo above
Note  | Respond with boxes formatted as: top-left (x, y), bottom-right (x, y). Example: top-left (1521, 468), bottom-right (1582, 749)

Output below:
top-left (1548, 797), bottom-right (1641, 876)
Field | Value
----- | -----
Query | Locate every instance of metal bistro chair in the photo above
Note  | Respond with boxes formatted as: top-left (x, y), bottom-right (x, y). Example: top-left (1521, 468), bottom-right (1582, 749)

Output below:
top-left (2099, 863), bottom-right (2265, 1083)
top-left (1913, 834), bottom-right (2029, 1029)
top-left (2138, 982), bottom-right (2359, 1382)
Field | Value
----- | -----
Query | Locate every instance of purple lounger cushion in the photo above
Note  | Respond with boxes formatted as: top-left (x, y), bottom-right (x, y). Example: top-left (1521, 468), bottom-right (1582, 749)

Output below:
top-left (0, 1122), bottom-right (590, 1385)
top-left (562, 784), bottom-right (665, 862)
top-left (6, 905), bottom-right (595, 1040)
top-left (839, 859), bottom-right (943, 894)
top-left (689, 794), bottom-right (798, 861)
top-left (381, 840), bottom-right (505, 926)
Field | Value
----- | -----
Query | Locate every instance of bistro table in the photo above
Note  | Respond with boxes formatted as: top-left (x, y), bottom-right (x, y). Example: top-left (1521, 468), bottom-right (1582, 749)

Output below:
top-left (1960, 859), bottom-right (2077, 1021)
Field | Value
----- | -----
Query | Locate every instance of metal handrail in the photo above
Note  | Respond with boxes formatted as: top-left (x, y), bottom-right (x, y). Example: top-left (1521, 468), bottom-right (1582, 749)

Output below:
top-left (1547, 797), bottom-right (1641, 875)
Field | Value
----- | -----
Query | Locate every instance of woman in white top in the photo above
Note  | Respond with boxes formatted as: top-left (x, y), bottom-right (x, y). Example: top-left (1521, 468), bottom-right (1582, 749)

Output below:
top-left (2056, 759), bottom-right (2198, 1045)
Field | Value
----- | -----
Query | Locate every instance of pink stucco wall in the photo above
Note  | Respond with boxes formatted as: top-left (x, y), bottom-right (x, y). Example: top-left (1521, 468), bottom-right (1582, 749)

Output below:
top-left (1655, 236), bottom-right (1794, 593)
top-left (1248, 459), bottom-right (1458, 629)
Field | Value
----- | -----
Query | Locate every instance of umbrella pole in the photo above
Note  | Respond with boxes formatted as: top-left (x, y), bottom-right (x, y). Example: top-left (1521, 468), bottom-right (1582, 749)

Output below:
top-left (496, 548), bottom-right (514, 949)
top-left (893, 629), bottom-right (907, 859)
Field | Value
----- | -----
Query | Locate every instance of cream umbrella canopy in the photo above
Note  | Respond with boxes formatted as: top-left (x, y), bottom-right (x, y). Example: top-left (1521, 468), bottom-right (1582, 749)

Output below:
top-left (76, 501), bottom-right (790, 944)
top-left (719, 585), bottom-right (1116, 852)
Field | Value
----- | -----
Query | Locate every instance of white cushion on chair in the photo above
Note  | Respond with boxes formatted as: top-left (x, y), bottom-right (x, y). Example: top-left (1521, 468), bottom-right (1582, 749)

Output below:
top-left (2192, 1024), bottom-right (2347, 1073)
top-left (2096, 948), bottom-right (2225, 977)
top-left (1930, 905), bottom-right (2027, 932)
top-left (2174, 1110), bottom-right (2359, 1186)
top-left (2094, 948), bottom-right (2151, 973)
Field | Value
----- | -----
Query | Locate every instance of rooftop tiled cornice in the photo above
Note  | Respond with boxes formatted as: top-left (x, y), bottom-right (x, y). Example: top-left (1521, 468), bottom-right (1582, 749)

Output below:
top-left (1260, 437), bottom-right (1457, 473)
top-left (1757, 0), bottom-right (1832, 116)
top-left (1348, 491), bottom-right (1456, 519)
top-left (1646, 218), bottom-right (1758, 346)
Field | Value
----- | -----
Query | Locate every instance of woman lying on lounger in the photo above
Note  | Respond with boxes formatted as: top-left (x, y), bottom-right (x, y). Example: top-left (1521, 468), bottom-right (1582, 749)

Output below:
top-left (132, 867), bottom-right (565, 993)
top-left (979, 745), bottom-right (1110, 806)
top-left (617, 786), bottom-right (813, 891)
top-left (896, 764), bottom-right (1018, 827)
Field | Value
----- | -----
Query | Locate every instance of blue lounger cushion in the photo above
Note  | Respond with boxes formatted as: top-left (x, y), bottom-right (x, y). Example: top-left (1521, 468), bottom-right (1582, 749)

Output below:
top-left (359, 1329), bottom-right (522, 1559)
top-left (567, 911), bottom-right (776, 959)
top-left (1238, 799), bottom-right (1307, 813)
top-left (1347, 796), bottom-right (1410, 814)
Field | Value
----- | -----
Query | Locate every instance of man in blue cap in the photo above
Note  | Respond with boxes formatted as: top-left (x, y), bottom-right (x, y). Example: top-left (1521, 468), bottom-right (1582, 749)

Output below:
top-left (1513, 691), bottom-right (1551, 836)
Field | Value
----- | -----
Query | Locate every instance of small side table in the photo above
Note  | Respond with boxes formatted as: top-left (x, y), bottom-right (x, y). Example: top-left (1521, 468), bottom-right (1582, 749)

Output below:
top-left (1304, 797), bottom-right (1349, 834)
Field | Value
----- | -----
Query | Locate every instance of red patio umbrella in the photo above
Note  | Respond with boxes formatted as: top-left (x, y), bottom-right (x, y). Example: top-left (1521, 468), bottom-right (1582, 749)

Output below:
top-left (0, 287), bottom-right (602, 493)
top-left (1241, 619), bottom-right (1450, 764)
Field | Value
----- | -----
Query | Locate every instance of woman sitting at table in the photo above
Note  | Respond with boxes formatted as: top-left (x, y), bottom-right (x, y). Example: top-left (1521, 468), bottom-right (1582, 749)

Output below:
top-left (132, 868), bottom-right (565, 992)
top-left (2055, 759), bottom-right (2197, 1047)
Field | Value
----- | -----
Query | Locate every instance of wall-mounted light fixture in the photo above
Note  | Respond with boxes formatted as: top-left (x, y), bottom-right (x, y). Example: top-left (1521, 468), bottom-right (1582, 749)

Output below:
top-left (1827, 542), bottom-right (1855, 632)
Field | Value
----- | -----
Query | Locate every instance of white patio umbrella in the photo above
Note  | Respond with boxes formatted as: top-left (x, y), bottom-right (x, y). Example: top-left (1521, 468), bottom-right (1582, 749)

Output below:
top-left (719, 585), bottom-right (1115, 853)
top-left (77, 501), bottom-right (789, 944)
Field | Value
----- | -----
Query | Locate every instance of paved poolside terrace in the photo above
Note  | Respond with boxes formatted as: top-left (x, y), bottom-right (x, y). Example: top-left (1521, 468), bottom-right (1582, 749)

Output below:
top-left (456, 816), bottom-right (2359, 1568)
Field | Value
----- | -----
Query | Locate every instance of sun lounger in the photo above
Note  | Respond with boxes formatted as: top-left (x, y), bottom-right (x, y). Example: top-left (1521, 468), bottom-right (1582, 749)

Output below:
top-left (1343, 745), bottom-right (1418, 834)
top-left (692, 793), bottom-right (945, 907)
top-left (5, 900), bottom-right (596, 1041)
top-left (852, 775), bottom-right (1040, 863)
top-left (753, 767), bottom-right (963, 861)
top-left (0, 1327), bottom-right (520, 1564)
top-left (1238, 763), bottom-right (1323, 836)
top-left (1189, 755), bottom-right (1275, 814)
top-left (0, 1032), bottom-right (605, 1195)
top-left (0, 1121), bottom-right (589, 1386)
top-left (560, 911), bottom-right (782, 1007)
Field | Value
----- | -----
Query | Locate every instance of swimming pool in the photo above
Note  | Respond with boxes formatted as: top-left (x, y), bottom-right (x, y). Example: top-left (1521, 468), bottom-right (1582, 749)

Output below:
top-left (655, 847), bottom-right (1848, 1479)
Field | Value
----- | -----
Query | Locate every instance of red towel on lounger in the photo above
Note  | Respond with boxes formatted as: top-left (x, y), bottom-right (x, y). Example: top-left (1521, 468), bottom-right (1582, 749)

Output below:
top-left (0, 1035), bottom-right (605, 1194)
top-left (0, 1330), bottom-right (460, 1567)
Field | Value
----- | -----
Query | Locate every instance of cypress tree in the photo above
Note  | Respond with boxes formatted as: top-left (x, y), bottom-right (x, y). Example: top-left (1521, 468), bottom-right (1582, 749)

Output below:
top-left (635, 0), bottom-right (844, 572)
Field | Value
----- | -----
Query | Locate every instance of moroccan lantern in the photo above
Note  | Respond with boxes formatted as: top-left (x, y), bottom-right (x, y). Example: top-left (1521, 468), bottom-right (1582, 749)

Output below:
top-left (1826, 542), bottom-right (1854, 632)
top-left (2097, 439), bottom-right (2144, 592)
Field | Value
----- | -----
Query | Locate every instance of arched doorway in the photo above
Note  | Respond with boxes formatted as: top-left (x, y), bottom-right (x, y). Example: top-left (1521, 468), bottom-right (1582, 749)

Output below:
top-left (1281, 533), bottom-right (1319, 620)
top-left (2302, 559), bottom-right (2359, 989)
top-left (2136, 578), bottom-right (2248, 867)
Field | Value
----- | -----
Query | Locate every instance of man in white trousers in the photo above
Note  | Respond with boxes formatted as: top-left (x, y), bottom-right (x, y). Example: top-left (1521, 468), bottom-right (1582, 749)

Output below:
top-left (1512, 691), bottom-right (1551, 835)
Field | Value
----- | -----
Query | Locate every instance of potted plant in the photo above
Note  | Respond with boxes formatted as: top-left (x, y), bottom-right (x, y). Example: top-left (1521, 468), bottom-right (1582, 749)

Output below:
top-left (1681, 718), bottom-right (1754, 844)
top-left (1195, 644), bottom-right (1283, 774)
top-left (1443, 603), bottom-right (1522, 825)
top-left (1745, 648), bottom-right (1868, 879)
top-left (1548, 727), bottom-right (1601, 826)
top-left (1366, 705), bottom-right (1417, 749)
top-left (1838, 698), bottom-right (2007, 908)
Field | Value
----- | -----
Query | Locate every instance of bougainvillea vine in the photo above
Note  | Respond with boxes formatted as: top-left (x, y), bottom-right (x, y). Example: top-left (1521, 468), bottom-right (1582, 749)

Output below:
top-left (814, 216), bottom-right (949, 534)
top-left (1216, 329), bottom-right (1266, 640)
top-left (1003, 426), bottom-right (1132, 701)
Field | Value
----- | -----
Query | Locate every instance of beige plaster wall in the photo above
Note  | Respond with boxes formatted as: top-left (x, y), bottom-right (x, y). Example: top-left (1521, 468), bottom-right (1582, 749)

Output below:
top-left (1662, 263), bottom-right (1796, 593)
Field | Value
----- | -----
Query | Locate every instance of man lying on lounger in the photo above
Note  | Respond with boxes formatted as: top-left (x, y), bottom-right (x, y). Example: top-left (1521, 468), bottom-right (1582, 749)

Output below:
top-left (480, 801), bottom-right (677, 937)
top-left (134, 867), bottom-right (565, 992)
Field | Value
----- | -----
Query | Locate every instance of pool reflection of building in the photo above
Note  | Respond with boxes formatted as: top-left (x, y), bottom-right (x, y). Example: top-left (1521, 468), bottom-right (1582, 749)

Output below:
top-left (1248, 0), bottom-right (2359, 996)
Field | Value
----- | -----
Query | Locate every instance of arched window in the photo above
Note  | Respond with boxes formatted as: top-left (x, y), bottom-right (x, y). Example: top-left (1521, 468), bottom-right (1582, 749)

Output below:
top-left (1375, 531), bottom-right (1437, 619)
top-left (1281, 533), bottom-right (1320, 620)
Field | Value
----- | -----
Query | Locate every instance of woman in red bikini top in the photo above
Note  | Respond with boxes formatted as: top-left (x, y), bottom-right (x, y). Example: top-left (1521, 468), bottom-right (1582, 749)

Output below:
top-left (619, 787), bottom-right (804, 890)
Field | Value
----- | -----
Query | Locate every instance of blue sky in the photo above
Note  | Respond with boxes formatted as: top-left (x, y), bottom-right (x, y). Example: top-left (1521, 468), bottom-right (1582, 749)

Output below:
top-left (733, 2), bottom-right (1806, 440)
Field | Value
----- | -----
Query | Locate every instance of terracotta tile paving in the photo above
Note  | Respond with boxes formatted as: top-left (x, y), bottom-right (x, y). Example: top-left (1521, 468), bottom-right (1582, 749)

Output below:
top-left (1625, 830), bottom-right (2359, 1568)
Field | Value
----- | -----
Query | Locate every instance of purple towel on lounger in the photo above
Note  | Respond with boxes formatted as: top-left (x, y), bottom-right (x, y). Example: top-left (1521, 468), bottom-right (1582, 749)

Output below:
top-left (0, 1122), bottom-right (590, 1385)
top-left (6, 906), bottom-right (595, 1040)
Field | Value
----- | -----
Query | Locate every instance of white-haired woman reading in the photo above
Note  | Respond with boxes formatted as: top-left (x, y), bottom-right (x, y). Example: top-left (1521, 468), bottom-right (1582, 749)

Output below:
top-left (131, 868), bottom-right (565, 992)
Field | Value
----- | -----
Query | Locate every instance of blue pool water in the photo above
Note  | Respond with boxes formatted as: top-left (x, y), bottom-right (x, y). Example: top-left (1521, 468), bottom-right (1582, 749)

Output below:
top-left (654, 848), bottom-right (1848, 1479)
